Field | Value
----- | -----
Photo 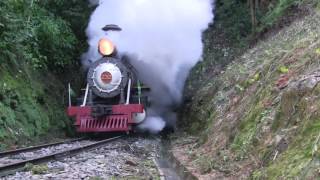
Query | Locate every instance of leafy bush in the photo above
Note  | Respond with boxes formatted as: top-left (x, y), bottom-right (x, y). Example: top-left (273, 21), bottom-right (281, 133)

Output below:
top-left (0, 0), bottom-right (87, 70)
top-left (0, 0), bottom-right (90, 146)
top-left (213, 0), bottom-right (252, 41)
top-left (262, 0), bottom-right (298, 26)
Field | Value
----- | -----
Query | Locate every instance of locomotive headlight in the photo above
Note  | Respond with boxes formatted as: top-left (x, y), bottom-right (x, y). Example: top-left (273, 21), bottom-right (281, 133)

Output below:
top-left (98, 38), bottom-right (115, 56)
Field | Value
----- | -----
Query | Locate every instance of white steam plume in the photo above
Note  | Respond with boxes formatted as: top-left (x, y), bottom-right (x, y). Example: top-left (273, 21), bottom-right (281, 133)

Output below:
top-left (83, 0), bottom-right (214, 133)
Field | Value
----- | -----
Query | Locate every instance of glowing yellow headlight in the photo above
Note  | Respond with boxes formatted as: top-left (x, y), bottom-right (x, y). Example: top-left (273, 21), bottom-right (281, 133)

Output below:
top-left (98, 38), bottom-right (115, 56)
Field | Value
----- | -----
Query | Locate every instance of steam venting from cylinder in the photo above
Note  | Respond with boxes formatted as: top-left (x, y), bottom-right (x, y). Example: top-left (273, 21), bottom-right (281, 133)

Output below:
top-left (83, 0), bottom-right (214, 133)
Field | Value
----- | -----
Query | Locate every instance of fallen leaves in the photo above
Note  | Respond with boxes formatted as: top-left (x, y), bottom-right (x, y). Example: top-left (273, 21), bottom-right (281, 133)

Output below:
top-left (278, 66), bottom-right (289, 74)
top-left (275, 74), bottom-right (290, 89)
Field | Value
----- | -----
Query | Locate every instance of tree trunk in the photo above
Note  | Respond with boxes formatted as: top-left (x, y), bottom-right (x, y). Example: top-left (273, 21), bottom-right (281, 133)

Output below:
top-left (249, 0), bottom-right (259, 33)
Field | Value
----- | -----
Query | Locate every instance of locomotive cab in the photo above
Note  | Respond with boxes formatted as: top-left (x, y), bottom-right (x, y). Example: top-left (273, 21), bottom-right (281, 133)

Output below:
top-left (67, 25), bottom-right (149, 133)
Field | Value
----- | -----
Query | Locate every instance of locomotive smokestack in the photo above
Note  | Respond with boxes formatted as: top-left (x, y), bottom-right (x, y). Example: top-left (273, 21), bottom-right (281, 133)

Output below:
top-left (83, 0), bottom-right (214, 133)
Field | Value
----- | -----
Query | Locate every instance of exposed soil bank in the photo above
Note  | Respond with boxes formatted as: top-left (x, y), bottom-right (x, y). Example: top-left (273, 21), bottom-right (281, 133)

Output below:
top-left (175, 7), bottom-right (320, 179)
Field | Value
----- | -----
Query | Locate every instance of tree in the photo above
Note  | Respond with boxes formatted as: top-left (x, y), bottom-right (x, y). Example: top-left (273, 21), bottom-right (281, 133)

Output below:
top-left (248, 0), bottom-right (259, 32)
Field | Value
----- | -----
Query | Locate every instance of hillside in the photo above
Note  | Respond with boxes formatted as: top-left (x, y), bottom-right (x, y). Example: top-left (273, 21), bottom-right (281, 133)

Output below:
top-left (0, 1), bottom-right (90, 150)
top-left (174, 2), bottom-right (320, 179)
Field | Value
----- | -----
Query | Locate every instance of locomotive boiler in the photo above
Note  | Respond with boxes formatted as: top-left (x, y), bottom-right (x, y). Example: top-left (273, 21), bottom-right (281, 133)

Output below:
top-left (67, 25), bottom-right (148, 133)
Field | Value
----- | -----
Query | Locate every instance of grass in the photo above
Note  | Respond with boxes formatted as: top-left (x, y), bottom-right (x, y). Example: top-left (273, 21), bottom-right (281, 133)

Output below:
top-left (180, 7), bottom-right (320, 179)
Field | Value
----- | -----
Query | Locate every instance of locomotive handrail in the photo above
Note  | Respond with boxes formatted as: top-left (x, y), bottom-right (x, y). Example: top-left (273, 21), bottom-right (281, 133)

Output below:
top-left (81, 84), bottom-right (89, 107)
top-left (126, 78), bottom-right (132, 105)
top-left (68, 83), bottom-right (71, 107)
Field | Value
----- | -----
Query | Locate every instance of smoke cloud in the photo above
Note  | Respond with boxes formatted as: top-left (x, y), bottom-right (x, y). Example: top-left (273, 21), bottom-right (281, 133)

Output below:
top-left (83, 0), bottom-right (214, 133)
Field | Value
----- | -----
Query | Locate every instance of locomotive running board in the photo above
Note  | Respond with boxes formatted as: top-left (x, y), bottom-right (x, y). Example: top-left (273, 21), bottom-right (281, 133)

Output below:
top-left (67, 104), bottom-right (144, 133)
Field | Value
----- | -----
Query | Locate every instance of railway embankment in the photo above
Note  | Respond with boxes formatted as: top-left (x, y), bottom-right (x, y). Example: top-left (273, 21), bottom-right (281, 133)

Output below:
top-left (0, 1), bottom-right (90, 150)
top-left (174, 3), bottom-right (320, 179)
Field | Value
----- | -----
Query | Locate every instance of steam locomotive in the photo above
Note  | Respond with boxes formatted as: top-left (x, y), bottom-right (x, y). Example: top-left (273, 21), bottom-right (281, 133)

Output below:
top-left (67, 25), bottom-right (148, 133)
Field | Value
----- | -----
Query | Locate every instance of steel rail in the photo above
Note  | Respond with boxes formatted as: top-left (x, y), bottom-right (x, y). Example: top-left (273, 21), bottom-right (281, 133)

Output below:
top-left (0, 136), bottom-right (123, 177)
top-left (0, 137), bottom-right (86, 158)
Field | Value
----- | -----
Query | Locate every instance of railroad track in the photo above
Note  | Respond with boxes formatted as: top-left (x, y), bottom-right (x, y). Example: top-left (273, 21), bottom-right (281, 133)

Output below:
top-left (0, 137), bottom-right (85, 158)
top-left (0, 136), bottom-right (123, 177)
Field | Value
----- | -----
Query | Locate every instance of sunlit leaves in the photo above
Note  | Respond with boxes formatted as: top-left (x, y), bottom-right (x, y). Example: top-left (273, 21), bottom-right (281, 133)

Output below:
top-left (0, 0), bottom-right (82, 70)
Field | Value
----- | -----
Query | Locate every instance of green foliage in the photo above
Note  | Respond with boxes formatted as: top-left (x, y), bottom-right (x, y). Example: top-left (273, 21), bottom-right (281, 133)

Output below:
top-left (256, 0), bottom-right (320, 32)
top-left (214, 0), bottom-right (252, 41)
top-left (40, 0), bottom-right (92, 43)
top-left (36, 16), bottom-right (77, 68)
top-left (0, 0), bottom-right (90, 147)
top-left (31, 164), bottom-right (49, 174)
top-left (202, 0), bottom-right (251, 66)
top-left (0, 67), bottom-right (68, 143)
top-left (24, 163), bottom-right (48, 174)
top-left (259, 0), bottom-right (300, 30)
top-left (0, 0), bottom-right (88, 70)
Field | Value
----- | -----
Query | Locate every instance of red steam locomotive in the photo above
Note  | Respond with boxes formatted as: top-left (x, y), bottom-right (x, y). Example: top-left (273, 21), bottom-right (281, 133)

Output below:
top-left (67, 25), bottom-right (148, 133)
